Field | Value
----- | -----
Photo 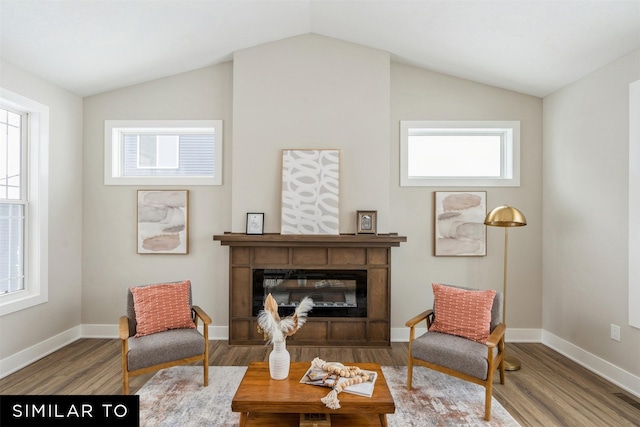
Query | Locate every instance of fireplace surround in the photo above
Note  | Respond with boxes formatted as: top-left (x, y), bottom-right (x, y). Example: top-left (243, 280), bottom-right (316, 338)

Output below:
top-left (214, 233), bottom-right (406, 346)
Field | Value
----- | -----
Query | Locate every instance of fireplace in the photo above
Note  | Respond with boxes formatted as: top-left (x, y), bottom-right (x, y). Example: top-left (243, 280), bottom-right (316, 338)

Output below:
top-left (252, 269), bottom-right (367, 318)
top-left (213, 232), bottom-right (406, 346)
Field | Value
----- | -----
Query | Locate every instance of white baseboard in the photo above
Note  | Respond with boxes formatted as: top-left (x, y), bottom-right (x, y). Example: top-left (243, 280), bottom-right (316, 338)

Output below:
top-left (542, 330), bottom-right (640, 399)
top-left (80, 324), bottom-right (229, 341)
top-left (390, 327), bottom-right (541, 343)
top-left (0, 326), bottom-right (81, 379)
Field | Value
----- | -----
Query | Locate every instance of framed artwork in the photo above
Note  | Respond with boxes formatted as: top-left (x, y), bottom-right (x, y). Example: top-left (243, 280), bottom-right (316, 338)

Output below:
top-left (281, 149), bottom-right (340, 235)
top-left (137, 190), bottom-right (189, 254)
top-left (246, 213), bottom-right (265, 235)
top-left (357, 210), bottom-right (377, 234)
top-left (434, 191), bottom-right (486, 256)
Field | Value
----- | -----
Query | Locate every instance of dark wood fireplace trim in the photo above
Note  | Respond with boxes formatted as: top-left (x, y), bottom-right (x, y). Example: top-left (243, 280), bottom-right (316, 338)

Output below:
top-left (213, 233), bottom-right (406, 346)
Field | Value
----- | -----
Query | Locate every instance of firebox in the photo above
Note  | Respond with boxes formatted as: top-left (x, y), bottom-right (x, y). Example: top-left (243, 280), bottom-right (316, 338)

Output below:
top-left (252, 269), bottom-right (367, 318)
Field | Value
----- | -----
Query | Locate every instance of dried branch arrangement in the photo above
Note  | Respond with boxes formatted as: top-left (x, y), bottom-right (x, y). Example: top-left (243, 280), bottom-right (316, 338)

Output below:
top-left (257, 293), bottom-right (313, 343)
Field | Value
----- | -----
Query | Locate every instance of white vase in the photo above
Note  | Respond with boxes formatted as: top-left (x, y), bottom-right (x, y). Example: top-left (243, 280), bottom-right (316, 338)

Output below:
top-left (269, 340), bottom-right (290, 380)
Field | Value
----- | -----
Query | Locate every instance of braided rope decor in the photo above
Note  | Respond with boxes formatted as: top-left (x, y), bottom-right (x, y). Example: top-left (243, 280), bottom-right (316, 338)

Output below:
top-left (310, 357), bottom-right (371, 409)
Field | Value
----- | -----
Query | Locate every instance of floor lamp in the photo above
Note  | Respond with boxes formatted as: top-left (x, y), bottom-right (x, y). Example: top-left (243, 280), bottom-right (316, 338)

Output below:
top-left (484, 205), bottom-right (527, 371)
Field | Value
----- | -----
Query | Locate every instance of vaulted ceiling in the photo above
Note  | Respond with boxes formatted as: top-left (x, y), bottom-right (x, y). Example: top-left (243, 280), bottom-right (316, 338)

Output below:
top-left (1, 0), bottom-right (639, 98)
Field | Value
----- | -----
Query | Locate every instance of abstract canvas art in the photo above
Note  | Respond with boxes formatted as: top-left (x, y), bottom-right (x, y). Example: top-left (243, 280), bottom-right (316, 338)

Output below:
top-left (434, 191), bottom-right (486, 256)
top-left (137, 190), bottom-right (189, 254)
top-left (281, 149), bottom-right (339, 235)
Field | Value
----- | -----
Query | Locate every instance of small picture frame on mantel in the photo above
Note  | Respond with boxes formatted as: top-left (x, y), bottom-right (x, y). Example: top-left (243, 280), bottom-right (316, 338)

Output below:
top-left (356, 210), bottom-right (377, 235)
top-left (246, 213), bottom-right (264, 235)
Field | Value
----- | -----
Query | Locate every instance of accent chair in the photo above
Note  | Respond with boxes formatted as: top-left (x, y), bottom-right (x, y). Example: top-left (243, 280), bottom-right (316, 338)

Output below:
top-left (119, 280), bottom-right (210, 394)
top-left (405, 283), bottom-right (506, 421)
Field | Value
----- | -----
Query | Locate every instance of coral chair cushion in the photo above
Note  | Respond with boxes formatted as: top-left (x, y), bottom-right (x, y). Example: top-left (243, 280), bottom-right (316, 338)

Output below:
top-left (429, 283), bottom-right (496, 343)
top-left (131, 280), bottom-right (195, 337)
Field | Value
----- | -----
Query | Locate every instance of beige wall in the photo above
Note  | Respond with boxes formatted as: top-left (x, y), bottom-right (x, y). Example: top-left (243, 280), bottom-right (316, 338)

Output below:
top-left (231, 34), bottom-right (391, 233)
top-left (78, 35), bottom-right (544, 336)
top-left (81, 64), bottom-right (233, 328)
top-left (0, 60), bottom-right (83, 360)
top-left (73, 35), bottom-right (544, 339)
top-left (390, 63), bottom-right (543, 331)
top-left (543, 49), bottom-right (640, 377)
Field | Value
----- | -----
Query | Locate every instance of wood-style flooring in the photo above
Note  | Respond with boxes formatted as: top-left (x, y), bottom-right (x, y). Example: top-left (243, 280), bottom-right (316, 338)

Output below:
top-left (1, 340), bottom-right (638, 426)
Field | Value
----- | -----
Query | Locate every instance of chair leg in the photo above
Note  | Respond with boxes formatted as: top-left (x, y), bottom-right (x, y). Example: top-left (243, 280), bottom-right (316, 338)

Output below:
top-left (484, 360), bottom-right (496, 421)
top-left (499, 339), bottom-right (506, 384)
top-left (122, 371), bottom-right (129, 395)
top-left (203, 333), bottom-right (209, 387)
top-left (484, 381), bottom-right (492, 421)
top-left (407, 358), bottom-right (414, 390)
top-left (121, 340), bottom-right (129, 395)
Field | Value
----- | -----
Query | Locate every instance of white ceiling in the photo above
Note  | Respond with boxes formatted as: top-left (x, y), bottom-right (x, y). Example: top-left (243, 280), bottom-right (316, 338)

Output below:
top-left (1, 0), bottom-right (639, 98)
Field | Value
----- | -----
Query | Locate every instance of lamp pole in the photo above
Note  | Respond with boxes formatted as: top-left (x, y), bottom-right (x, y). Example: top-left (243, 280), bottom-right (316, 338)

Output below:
top-left (502, 226), bottom-right (509, 330)
top-left (501, 226), bottom-right (520, 371)
top-left (484, 205), bottom-right (526, 371)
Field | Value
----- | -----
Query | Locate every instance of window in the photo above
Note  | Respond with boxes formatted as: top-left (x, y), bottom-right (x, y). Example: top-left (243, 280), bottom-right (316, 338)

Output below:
top-left (105, 120), bottom-right (222, 185)
top-left (0, 88), bottom-right (49, 316)
top-left (0, 106), bottom-right (26, 296)
top-left (400, 121), bottom-right (520, 187)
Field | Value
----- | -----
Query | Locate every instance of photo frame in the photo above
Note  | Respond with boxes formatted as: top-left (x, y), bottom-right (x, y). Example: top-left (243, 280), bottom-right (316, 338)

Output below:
top-left (246, 213), bottom-right (265, 235)
top-left (356, 210), bottom-right (377, 234)
top-left (281, 149), bottom-right (340, 235)
top-left (137, 190), bottom-right (189, 254)
top-left (434, 191), bottom-right (486, 256)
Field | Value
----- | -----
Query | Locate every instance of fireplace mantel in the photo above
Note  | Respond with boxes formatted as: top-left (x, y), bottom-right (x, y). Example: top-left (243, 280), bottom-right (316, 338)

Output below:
top-left (214, 232), bottom-right (406, 247)
top-left (213, 232), bottom-right (406, 346)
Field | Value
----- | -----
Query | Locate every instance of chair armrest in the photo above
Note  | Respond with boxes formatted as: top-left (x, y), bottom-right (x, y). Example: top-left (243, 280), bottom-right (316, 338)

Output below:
top-left (405, 309), bottom-right (433, 328)
top-left (485, 323), bottom-right (506, 347)
top-left (119, 316), bottom-right (130, 340)
top-left (192, 306), bottom-right (211, 325)
top-left (406, 309), bottom-right (434, 343)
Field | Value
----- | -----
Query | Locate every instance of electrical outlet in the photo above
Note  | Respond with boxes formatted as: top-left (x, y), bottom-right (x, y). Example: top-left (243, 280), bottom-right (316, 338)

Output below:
top-left (611, 324), bottom-right (621, 342)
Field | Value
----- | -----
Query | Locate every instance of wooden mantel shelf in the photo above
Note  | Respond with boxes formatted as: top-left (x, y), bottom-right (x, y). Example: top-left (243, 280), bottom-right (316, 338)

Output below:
top-left (213, 232), bottom-right (407, 247)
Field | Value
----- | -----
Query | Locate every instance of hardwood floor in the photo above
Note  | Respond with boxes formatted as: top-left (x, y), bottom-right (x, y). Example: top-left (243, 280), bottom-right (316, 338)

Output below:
top-left (1, 340), bottom-right (639, 426)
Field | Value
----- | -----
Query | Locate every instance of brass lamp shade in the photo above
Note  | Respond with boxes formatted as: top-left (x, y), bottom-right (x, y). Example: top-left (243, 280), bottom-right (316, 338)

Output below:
top-left (484, 205), bottom-right (527, 227)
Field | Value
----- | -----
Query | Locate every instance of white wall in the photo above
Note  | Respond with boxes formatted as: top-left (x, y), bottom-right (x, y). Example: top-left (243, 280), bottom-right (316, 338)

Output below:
top-left (543, 49), bottom-right (640, 377)
top-left (81, 64), bottom-right (233, 329)
top-left (0, 60), bottom-right (83, 361)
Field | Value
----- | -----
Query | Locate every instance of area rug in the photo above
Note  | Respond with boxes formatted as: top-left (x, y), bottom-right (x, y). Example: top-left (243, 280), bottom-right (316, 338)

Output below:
top-left (137, 366), bottom-right (520, 426)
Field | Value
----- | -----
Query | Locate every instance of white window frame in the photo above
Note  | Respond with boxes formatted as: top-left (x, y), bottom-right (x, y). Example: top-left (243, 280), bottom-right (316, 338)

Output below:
top-left (104, 120), bottom-right (223, 185)
top-left (0, 88), bottom-right (49, 316)
top-left (400, 120), bottom-right (520, 187)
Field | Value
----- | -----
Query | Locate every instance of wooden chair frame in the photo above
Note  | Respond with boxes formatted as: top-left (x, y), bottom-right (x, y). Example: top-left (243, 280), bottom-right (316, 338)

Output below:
top-left (119, 305), bottom-right (211, 395)
top-left (406, 309), bottom-right (506, 421)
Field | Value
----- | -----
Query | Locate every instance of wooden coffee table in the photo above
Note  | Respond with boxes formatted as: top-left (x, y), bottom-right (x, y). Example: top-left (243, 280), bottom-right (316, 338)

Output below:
top-left (232, 361), bottom-right (395, 426)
